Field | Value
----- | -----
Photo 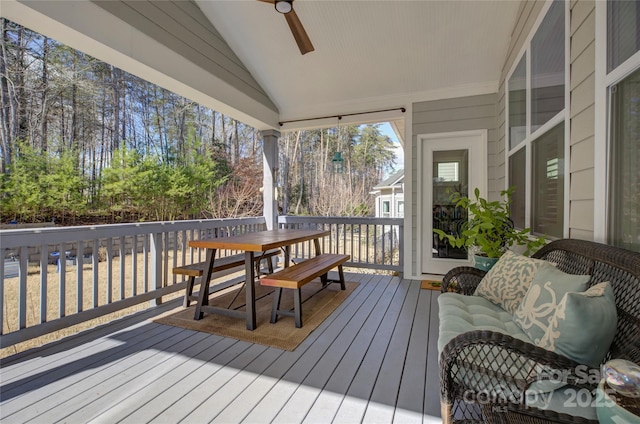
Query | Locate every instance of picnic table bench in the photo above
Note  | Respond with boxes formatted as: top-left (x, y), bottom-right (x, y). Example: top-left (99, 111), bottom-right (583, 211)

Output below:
top-left (173, 249), bottom-right (279, 307)
top-left (260, 253), bottom-right (350, 328)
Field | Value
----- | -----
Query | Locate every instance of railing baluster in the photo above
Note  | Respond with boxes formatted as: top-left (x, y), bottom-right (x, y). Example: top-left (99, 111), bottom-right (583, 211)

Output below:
top-left (132, 235), bottom-right (137, 296)
top-left (143, 234), bottom-right (149, 293)
top-left (76, 240), bottom-right (83, 312)
top-left (163, 232), bottom-right (169, 289)
top-left (106, 238), bottom-right (113, 304)
top-left (92, 239), bottom-right (99, 308)
top-left (58, 242), bottom-right (66, 318)
top-left (119, 236), bottom-right (125, 300)
top-left (40, 244), bottom-right (48, 322)
top-left (19, 246), bottom-right (28, 328)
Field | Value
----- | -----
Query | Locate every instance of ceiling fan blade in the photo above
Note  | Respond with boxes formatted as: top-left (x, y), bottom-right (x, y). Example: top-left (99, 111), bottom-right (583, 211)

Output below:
top-left (256, 0), bottom-right (275, 4)
top-left (285, 8), bottom-right (314, 55)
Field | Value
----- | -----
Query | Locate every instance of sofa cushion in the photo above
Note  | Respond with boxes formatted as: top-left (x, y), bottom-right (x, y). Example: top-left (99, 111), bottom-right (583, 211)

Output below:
top-left (474, 250), bottom-right (548, 314)
top-left (538, 282), bottom-right (617, 368)
top-left (439, 293), bottom-right (550, 397)
top-left (438, 292), bottom-right (531, 354)
top-left (512, 263), bottom-right (591, 345)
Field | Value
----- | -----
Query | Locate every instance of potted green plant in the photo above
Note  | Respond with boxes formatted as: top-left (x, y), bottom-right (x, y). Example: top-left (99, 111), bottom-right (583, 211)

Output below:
top-left (433, 187), bottom-right (546, 271)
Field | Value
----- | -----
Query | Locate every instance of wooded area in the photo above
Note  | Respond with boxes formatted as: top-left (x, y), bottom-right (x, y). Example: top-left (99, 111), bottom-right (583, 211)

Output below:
top-left (0, 19), bottom-right (398, 224)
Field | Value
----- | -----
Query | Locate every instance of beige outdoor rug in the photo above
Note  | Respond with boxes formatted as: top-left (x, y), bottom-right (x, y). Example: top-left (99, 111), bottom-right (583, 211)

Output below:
top-left (154, 280), bottom-right (358, 351)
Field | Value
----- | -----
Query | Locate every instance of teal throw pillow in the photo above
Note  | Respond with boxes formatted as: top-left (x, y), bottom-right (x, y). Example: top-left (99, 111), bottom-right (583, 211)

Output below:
top-left (513, 263), bottom-right (591, 344)
top-left (474, 250), bottom-right (548, 314)
top-left (538, 282), bottom-right (617, 368)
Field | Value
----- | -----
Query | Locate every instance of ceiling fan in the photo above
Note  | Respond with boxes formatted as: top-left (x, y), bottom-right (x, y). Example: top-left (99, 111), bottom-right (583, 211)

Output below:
top-left (257, 0), bottom-right (315, 55)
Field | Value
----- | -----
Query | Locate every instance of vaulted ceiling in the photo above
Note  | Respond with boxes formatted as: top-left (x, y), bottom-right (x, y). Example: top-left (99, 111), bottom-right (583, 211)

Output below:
top-left (196, 0), bottom-right (521, 130)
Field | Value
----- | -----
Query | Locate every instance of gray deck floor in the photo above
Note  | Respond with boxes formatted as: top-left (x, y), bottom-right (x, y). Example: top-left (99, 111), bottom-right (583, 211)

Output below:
top-left (0, 272), bottom-right (442, 424)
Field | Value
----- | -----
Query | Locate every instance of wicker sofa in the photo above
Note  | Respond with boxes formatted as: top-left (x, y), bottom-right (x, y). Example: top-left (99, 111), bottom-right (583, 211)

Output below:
top-left (438, 239), bottom-right (640, 423)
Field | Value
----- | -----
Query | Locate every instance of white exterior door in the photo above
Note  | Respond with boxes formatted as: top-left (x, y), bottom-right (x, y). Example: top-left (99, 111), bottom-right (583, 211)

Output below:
top-left (419, 130), bottom-right (487, 275)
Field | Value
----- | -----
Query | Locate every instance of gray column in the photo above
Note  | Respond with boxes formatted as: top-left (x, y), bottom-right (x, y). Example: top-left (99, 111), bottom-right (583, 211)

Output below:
top-left (261, 129), bottom-right (280, 230)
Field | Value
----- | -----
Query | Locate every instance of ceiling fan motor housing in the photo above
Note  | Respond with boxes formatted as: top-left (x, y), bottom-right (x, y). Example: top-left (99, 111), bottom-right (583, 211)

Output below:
top-left (275, 0), bottom-right (293, 14)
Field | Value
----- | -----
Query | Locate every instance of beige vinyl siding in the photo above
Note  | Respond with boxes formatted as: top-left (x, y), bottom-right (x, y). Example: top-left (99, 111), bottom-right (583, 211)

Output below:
top-left (569, 0), bottom-right (595, 240)
top-left (93, 0), bottom-right (277, 113)
top-left (410, 93), bottom-right (497, 275)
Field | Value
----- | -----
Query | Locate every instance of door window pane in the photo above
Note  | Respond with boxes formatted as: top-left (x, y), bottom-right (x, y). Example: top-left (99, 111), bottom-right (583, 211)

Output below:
top-left (509, 148), bottom-right (526, 229)
top-left (532, 123), bottom-right (564, 237)
top-left (437, 162), bottom-right (459, 182)
top-left (531, 0), bottom-right (565, 132)
top-left (609, 68), bottom-right (640, 252)
top-left (433, 150), bottom-right (468, 259)
top-left (608, 0), bottom-right (640, 72)
top-left (509, 56), bottom-right (527, 149)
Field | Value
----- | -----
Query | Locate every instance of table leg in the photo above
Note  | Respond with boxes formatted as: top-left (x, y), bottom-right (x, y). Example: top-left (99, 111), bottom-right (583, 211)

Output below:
top-left (245, 251), bottom-right (257, 330)
top-left (284, 246), bottom-right (291, 268)
top-left (194, 248), bottom-right (216, 320)
top-left (313, 237), bottom-right (321, 256)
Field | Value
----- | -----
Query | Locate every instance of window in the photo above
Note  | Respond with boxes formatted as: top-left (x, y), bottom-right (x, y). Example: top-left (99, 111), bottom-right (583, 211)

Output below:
top-left (397, 201), bottom-right (404, 218)
top-left (437, 162), bottom-right (459, 182)
top-left (532, 123), bottom-right (564, 238)
top-left (608, 68), bottom-right (640, 251)
top-left (509, 148), bottom-right (526, 229)
top-left (608, 0), bottom-right (640, 72)
top-left (606, 1), bottom-right (640, 253)
top-left (530, 0), bottom-right (565, 132)
top-left (382, 200), bottom-right (390, 217)
top-left (509, 57), bottom-right (527, 149)
top-left (506, 0), bottom-right (566, 237)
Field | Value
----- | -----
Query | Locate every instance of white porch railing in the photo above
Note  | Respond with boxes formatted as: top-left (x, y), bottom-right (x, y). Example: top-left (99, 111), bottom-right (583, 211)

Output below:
top-left (0, 217), bottom-right (267, 348)
top-left (278, 215), bottom-right (403, 272)
top-left (1, 216), bottom-right (402, 348)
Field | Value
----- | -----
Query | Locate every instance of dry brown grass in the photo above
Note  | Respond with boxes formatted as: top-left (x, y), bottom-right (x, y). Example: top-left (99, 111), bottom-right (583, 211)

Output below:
top-left (0, 253), bottom-right (192, 359)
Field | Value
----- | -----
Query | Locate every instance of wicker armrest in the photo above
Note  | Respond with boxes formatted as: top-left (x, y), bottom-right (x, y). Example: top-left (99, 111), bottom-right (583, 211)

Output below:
top-left (440, 330), bottom-right (596, 405)
top-left (441, 266), bottom-right (487, 295)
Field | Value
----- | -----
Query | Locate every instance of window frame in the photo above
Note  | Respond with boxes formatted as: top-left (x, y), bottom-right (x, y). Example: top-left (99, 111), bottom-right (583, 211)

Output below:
top-left (594, 1), bottom-right (640, 242)
top-left (504, 0), bottom-right (570, 238)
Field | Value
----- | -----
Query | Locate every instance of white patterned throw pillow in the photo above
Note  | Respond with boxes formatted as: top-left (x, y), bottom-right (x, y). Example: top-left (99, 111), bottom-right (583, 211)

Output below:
top-left (474, 250), bottom-right (548, 314)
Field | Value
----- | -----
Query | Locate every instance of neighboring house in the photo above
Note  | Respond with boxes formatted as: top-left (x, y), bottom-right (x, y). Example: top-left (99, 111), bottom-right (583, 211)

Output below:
top-left (371, 169), bottom-right (404, 219)
top-left (3, 1), bottom-right (638, 279)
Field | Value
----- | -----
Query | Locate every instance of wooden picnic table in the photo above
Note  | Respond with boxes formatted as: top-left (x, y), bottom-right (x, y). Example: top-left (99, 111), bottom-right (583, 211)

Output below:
top-left (188, 228), bottom-right (329, 330)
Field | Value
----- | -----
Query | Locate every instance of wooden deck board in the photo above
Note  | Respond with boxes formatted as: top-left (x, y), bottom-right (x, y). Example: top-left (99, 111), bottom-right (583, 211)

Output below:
top-left (362, 280), bottom-right (421, 423)
top-left (240, 273), bottom-right (379, 423)
top-left (424, 291), bottom-right (442, 419)
top-left (1, 323), bottom-right (185, 416)
top-left (95, 336), bottom-right (239, 423)
top-left (332, 279), bottom-right (412, 423)
top-left (0, 273), bottom-right (443, 424)
top-left (300, 274), bottom-right (400, 423)
top-left (4, 326), bottom-right (197, 422)
top-left (394, 288), bottom-right (433, 424)
top-left (214, 272), bottom-right (383, 424)
top-left (272, 274), bottom-right (396, 423)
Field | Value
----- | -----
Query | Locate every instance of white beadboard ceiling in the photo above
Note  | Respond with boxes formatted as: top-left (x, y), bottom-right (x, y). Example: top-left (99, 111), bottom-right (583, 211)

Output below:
top-left (196, 0), bottom-right (521, 127)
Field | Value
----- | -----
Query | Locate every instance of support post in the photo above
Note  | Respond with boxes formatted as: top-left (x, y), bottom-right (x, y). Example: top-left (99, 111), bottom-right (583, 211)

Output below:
top-left (261, 129), bottom-right (280, 230)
